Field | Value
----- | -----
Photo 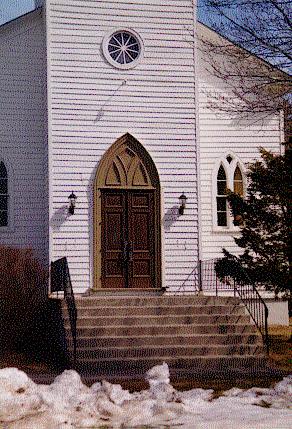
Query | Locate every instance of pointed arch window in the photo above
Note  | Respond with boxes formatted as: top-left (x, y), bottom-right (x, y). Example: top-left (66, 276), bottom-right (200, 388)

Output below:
top-left (216, 164), bottom-right (227, 226)
top-left (0, 161), bottom-right (8, 227)
top-left (214, 155), bottom-right (245, 230)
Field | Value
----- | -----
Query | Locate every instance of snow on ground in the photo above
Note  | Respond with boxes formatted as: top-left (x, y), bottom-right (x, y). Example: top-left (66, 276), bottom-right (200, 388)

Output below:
top-left (0, 363), bottom-right (291, 428)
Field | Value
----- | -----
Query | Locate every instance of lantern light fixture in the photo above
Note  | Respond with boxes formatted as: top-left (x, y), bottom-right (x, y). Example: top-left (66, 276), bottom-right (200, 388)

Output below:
top-left (68, 191), bottom-right (77, 215)
top-left (179, 192), bottom-right (187, 215)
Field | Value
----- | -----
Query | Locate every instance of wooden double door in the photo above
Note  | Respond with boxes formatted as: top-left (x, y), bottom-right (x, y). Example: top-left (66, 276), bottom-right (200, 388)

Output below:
top-left (101, 189), bottom-right (156, 289)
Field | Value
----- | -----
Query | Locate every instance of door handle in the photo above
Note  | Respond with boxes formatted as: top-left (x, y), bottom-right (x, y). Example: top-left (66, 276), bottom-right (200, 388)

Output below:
top-left (128, 241), bottom-right (133, 262)
top-left (123, 241), bottom-right (128, 262)
top-left (123, 241), bottom-right (133, 262)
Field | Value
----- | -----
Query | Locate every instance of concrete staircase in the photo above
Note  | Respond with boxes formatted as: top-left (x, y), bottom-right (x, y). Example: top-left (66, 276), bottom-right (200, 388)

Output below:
top-left (62, 295), bottom-right (268, 382)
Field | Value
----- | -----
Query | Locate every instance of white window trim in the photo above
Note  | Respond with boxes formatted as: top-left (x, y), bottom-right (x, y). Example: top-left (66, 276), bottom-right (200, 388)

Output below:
top-left (212, 152), bottom-right (246, 233)
top-left (102, 28), bottom-right (144, 70)
top-left (0, 157), bottom-right (14, 234)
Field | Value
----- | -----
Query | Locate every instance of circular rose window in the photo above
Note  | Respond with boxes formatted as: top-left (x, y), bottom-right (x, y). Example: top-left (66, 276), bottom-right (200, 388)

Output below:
top-left (103, 29), bottom-right (143, 69)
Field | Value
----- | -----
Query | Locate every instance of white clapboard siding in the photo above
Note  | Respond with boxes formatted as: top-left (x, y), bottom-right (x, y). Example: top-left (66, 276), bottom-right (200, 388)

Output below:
top-left (197, 23), bottom-right (282, 261)
top-left (0, 10), bottom-right (48, 264)
top-left (46, 0), bottom-right (198, 292)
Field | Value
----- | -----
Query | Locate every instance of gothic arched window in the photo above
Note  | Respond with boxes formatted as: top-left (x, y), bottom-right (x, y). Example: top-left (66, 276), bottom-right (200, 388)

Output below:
top-left (0, 161), bottom-right (8, 227)
top-left (214, 155), bottom-right (245, 229)
top-left (216, 164), bottom-right (227, 226)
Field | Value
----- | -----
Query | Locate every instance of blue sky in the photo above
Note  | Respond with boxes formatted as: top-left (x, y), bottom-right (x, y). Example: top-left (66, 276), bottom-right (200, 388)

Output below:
top-left (0, 1), bottom-right (213, 27)
top-left (0, 0), bottom-right (36, 25)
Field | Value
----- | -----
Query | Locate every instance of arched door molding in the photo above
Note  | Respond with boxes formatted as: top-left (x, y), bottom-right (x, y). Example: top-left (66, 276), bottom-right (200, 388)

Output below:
top-left (93, 133), bottom-right (161, 289)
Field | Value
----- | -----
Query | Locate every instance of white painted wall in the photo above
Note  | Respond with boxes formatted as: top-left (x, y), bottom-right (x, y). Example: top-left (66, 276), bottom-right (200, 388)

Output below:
top-left (46, 0), bottom-right (199, 293)
top-left (0, 10), bottom-right (48, 264)
top-left (197, 23), bottom-right (282, 261)
top-left (265, 300), bottom-right (289, 326)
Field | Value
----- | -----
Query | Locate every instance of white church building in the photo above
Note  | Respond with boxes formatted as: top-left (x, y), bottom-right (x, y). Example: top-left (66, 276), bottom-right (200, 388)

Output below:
top-left (0, 1), bottom-right (284, 296)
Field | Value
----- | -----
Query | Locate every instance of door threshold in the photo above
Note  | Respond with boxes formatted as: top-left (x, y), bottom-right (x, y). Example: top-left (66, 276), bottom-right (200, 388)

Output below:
top-left (88, 288), bottom-right (165, 297)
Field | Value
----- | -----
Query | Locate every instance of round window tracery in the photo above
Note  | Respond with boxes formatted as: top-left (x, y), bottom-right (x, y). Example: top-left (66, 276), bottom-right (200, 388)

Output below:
top-left (103, 29), bottom-right (143, 69)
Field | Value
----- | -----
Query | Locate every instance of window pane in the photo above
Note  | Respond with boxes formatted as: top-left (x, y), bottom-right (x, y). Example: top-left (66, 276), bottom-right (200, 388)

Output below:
top-left (0, 178), bottom-right (8, 194)
top-left (0, 195), bottom-right (8, 210)
top-left (0, 210), bottom-right (8, 227)
top-left (234, 181), bottom-right (243, 195)
top-left (234, 166), bottom-right (242, 181)
top-left (0, 162), bottom-right (7, 177)
top-left (217, 165), bottom-right (227, 195)
top-left (113, 33), bottom-right (122, 44)
top-left (217, 180), bottom-right (226, 195)
top-left (217, 211), bottom-right (227, 227)
top-left (217, 196), bottom-right (227, 212)
top-left (217, 165), bottom-right (226, 180)
top-left (234, 166), bottom-right (243, 195)
top-left (226, 155), bottom-right (233, 164)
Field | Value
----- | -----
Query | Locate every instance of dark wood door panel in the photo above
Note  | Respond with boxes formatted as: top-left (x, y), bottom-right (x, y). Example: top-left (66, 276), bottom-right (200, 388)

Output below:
top-left (101, 191), bottom-right (126, 288)
top-left (128, 191), bottom-right (155, 288)
top-left (101, 189), bottom-right (155, 289)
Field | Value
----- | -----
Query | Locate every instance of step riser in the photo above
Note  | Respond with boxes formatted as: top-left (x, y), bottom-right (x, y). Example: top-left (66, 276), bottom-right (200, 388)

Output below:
top-left (67, 324), bottom-right (257, 337)
top-left (61, 295), bottom-right (266, 374)
top-left (70, 345), bottom-right (264, 360)
top-left (64, 315), bottom-right (250, 328)
top-left (75, 305), bottom-right (245, 317)
top-left (67, 334), bottom-right (262, 348)
top-left (73, 356), bottom-right (268, 375)
top-left (72, 296), bottom-right (241, 308)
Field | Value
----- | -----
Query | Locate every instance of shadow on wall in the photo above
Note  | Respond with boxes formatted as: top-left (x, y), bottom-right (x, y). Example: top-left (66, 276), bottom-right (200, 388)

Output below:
top-left (163, 205), bottom-right (180, 231)
top-left (230, 113), bottom-right (273, 131)
top-left (87, 162), bottom-right (99, 293)
top-left (50, 205), bottom-right (69, 231)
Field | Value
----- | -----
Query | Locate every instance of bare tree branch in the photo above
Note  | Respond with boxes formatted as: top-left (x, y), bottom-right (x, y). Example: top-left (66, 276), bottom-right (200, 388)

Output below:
top-left (197, 0), bottom-right (292, 134)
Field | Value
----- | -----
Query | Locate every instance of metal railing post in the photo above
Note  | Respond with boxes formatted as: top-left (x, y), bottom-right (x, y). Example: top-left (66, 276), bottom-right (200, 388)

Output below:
top-left (199, 259), bottom-right (203, 292)
top-left (199, 257), bottom-right (270, 354)
top-left (265, 305), bottom-right (269, 354)
top-left (51, 257), bottom-right (77, 367)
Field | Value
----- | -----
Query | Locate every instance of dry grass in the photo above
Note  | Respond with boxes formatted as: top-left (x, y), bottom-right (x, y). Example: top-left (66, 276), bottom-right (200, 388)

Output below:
top-left (268, 319), bottom-right (292, 374)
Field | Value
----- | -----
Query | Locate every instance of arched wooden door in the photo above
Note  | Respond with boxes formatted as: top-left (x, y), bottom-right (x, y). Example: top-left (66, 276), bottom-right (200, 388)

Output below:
top-left (94, 134), bottom-right (161, 289)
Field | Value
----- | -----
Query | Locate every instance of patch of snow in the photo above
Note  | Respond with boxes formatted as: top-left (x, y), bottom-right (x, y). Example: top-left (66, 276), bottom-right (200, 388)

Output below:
top-left (145, 361), bottom-right (170, 387)
top-left (274, 375), bottom-right (292, 395)
top-left (100, 380), bottom-right (132, 405)
top-left (0, 368), bottom-right (43, 423)
top-left (0, 364), bottom-right (291, 428)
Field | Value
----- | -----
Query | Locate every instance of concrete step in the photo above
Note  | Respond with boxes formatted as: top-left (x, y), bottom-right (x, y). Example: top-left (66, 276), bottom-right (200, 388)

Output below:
top-left (67, 333), bottom-right (263, 349)
top-left (68, 323), bottom-right (257, 337)
top-left (72, 295), bottom-right (241, 308)
top-left (74, 304), bottom-right (245, 317)
top-left (73, 355), bottom-right (268, 376)
top-left (61, 294), bottom-right (267, 381)
top-left (64, 314), bottom-right (250, 328)
top-left (72, 344), bottom-right (264, 360)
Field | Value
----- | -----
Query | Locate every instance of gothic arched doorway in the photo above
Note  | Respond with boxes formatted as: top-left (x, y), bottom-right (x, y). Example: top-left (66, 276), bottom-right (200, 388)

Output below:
top-left (93, 133), bottom-right (161, 289)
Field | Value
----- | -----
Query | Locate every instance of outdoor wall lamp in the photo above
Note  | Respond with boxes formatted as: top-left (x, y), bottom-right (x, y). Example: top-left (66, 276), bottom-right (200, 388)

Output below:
top-left (68, 191), bottom-right (77, 215)
top-left (179, 193), bottom-right (187, 215)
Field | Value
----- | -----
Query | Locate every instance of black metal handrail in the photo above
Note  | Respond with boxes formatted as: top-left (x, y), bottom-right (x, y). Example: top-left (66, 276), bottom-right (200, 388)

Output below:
top-left (174, 266), bottom-right (202, 295)
top-left (50, 257), bottom-right (77, 364)
top-left (200, 258), bottom-right (269, 353)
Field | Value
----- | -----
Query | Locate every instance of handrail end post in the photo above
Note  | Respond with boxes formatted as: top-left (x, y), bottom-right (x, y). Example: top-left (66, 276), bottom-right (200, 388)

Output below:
top-left (265, 305), bottom-right (269, 354)
top-left (198, 259), bottom-right (203, 293)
